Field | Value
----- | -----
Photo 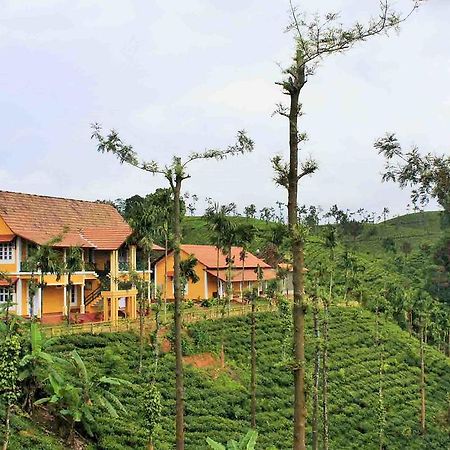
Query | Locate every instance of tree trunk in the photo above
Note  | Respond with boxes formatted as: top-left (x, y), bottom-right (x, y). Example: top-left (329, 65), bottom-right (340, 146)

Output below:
top-left (241, 252), bottom-right (246, 303)
top-left (153, 291), bottom-right (161, 380)
top-left (227, 247), bottom-right (232, 316)
top-left (420, 325), bottom-right (426, 435)
top-left (2, 401), bottom-right (11, 450)
top-left (39, 274), bottom-right (44, 319)
top-left (66, 274), bottom-right (72, 326)
top-left (148, 255), bottom-right (152, 305)
top-left (173, 178), bottom-right (185, 450)
top-left (447, 330), bottom-right (450, 357)
top-left (250, 291), bottom-right (257, 428)
top-left (376, 304), bottom-right (386, 450)
top-left (139, 293), bottom-right (144, 374)
top-left (288, 64), bottom-right (307, 450)
top-left (312, 294), bottom-right (320, 450)
top-left (322, 298), bottom-right (329, 450)
top-left (216, 245), bottom-right (220, 300)
top-left (164, 232), bottom-right (168, 322)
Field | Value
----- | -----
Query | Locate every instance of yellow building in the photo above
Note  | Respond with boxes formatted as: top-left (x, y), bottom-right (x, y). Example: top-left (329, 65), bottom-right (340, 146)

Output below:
top-left (154, 244), bottom-right (277, 301)
top-left (0, 190), bottom-right (155, 325)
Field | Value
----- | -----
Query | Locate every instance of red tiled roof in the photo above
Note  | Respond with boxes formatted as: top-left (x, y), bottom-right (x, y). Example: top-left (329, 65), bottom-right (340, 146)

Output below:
top-left (0, 234), bottom-right (15, 242)
top-left (180, 244), bottom-right (271, 269)
top-left (206, 268), bottom-right (277, 282)
top-left (0, 277), bottom-right (18, 286)
top-left (0, 191), bottom-right (132, 250)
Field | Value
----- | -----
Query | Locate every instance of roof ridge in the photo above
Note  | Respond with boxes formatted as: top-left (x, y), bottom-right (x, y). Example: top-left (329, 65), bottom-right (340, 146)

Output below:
top-left (0, 190), bottom-right (115, 207)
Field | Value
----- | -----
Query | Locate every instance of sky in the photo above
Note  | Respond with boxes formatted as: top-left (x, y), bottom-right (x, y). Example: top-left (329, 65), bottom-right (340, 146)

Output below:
top-left (0, 0), bottom-right (448, 219)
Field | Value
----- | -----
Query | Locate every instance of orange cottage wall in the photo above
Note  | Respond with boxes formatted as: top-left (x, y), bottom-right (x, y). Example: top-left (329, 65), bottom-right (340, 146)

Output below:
top-left (42, 286), bottom-right (64, 314)
top-left (0, 216), bottom-right (17, 273)
top-left (154, 250), bottom-right (209, 301)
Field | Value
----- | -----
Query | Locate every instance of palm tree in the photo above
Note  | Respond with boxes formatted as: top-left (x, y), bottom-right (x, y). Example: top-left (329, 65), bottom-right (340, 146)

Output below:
top-left (0, 272), bottom-right (15, 325)
top-left (26, 234), bottom-right (64, 319)
top-left (204, 203), bottom-right (234, 301)
top-left (0, 272), bottom-right (20, 450)
top-left (235, 224), bottom-right (257, 302)
top-left (63, 247), bottom-right (84, 325)
top-left (322, 226), bottom-right (337, 450)
top-left (180, 254), bottom-right (200, 297)
top-left (92, 122), bottom-right (253, 450)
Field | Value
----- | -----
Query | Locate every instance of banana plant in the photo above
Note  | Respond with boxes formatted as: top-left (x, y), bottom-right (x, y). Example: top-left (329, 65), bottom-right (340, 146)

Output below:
top-left (35, 350), bottom-right (131, 444)
top-left (206, 430), bottom-right (258, 450)
top-left (19, 322), bottom-right (65, 413)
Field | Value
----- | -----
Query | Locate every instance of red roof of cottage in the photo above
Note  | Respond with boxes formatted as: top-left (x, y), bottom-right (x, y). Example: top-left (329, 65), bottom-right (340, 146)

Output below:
top-left (206, 268), bottom-right (277, 282)
top-left (0, 277), bottom-right (18, 286)
top-left (180, 244), bottom-right (271, 269)
top-left (0, 191), bottom-right (132, 250)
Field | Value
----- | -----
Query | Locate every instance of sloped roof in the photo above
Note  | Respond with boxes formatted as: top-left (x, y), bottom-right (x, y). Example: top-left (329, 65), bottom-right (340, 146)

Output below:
top-left (180, 244), bottom-right (272, 269)
top-left (206, 268), bottom-right (277, 282)
top-left (0, 191), bottom-right (132, 250)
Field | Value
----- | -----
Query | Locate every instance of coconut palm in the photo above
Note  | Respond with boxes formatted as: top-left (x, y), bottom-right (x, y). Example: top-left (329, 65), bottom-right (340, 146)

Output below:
top-left (26, 234), bottom-right (64, 319)
top-left (235, 223), bottom-right (257, 302)
top-left (204, 203), bottom-right (235, 300)
top-left (180, 254), bottom-right (200, 297)
top-left (63, 247), bottom-right (84, 325)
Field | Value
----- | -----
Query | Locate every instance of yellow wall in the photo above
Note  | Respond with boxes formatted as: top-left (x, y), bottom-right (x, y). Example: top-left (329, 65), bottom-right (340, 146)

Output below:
top-left (0, 216), bottom-right (17, 272)
top-left (0, 216), bottom-right (13, 235)
top-left (155, 250), bottom-right (208, 301)
top-left (42, 286), bottom-right (64, 314)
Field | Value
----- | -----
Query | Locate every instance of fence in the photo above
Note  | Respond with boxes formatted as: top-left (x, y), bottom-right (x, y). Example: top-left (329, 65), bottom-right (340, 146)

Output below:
top-left (43, 302), bottom-right (277, 337)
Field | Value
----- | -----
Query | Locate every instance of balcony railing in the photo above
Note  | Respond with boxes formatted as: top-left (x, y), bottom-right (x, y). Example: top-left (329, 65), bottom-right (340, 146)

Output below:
top-left (20, 261), bottom-right (92, 273)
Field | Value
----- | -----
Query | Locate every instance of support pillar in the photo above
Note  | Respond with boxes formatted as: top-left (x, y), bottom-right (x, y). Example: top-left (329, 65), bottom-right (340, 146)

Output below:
top-left (132, 295), bottom-right (137, 320)
top-left (80, 283), bottom-right (85, 314)
top-left (63, 280), bottom-right (68, 316)
top-left (111, 296), bottom-right (119, 325)
top-left (104, 297), bottom-right (109, 322)
top-left (129, 245), bottom-right (137, 271)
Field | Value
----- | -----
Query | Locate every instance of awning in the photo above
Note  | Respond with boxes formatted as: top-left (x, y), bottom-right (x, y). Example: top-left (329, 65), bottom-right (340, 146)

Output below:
top-left (0, 277), bottom-right (18, 287)
top-left (0, 234), bottom-right (15, 243)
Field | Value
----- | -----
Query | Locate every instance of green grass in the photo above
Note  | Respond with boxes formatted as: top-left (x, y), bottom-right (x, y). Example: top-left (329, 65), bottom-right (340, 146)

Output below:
top-left (11, 306), bottom-right (446, 450)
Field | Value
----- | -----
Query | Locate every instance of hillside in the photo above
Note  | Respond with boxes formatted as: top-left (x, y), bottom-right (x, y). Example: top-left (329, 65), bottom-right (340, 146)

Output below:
top-left (349, 211), bottom-right (444, 256)
top-left (6, 307), bottom-right (449, 449)
top-left (183, 210), bottom-right (445, 256)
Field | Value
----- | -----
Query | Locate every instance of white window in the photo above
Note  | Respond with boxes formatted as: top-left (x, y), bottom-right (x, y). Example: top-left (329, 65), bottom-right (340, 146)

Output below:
top-left (70, 285), bottom-right (78, 306)
top-left (0, 242), bottom-right (14, 262)
top-left (0, 287), bottom-right (12, 303)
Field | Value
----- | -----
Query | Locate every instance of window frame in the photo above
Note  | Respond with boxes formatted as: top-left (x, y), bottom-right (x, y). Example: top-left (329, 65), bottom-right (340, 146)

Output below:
top-left (0, 241), bottom-right (15, 263)
top-left (0, 286), bottom-right (13, 303)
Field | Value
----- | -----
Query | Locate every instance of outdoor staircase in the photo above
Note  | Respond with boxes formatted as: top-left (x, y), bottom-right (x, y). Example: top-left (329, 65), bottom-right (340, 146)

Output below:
top-left (84, 287), bottom-right (103, 308)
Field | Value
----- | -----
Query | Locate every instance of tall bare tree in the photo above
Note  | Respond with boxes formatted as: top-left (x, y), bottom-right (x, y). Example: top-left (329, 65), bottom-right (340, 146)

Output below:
top-left (272, 2), bottom-right (422, 448)
top-left (91, 124), bottom-right (253, 449)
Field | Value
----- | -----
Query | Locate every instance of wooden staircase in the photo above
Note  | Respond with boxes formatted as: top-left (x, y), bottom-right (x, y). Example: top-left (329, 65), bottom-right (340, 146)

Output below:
top-left (84, 287), bottom-right (103, 308)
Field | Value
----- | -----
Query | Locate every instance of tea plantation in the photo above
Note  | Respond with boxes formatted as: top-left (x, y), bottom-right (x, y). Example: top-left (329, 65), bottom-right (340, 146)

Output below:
top-left (5, 307), bottom-right (450, 449)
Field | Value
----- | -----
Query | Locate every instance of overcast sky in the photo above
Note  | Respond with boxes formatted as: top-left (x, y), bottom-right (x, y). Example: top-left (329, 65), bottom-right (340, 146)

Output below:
top-left (1, 0), bottom-right (448, 218)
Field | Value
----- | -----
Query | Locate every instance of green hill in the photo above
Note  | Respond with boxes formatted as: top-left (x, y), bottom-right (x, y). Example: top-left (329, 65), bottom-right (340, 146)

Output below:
top-left (348, 211), bottom-right (444, 256)
top-left (7, 307), bottom-right (449, 449)
top-left (183, 210), bottom-right (445, 255)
